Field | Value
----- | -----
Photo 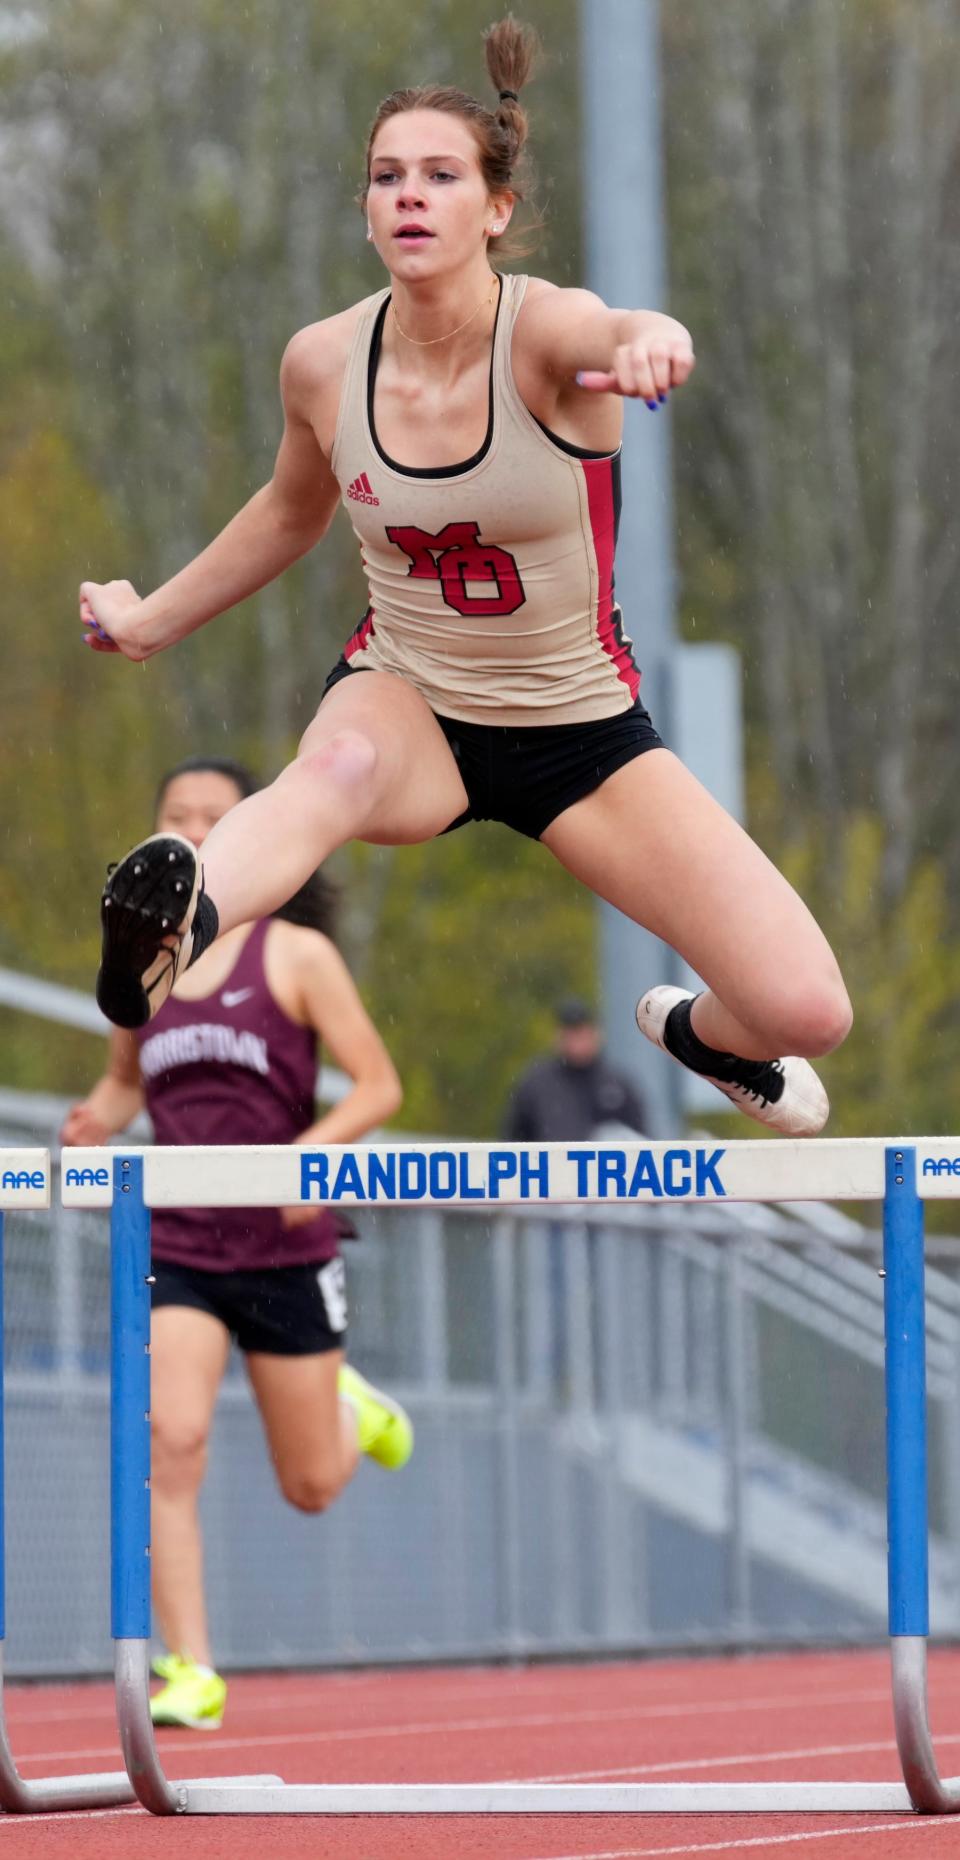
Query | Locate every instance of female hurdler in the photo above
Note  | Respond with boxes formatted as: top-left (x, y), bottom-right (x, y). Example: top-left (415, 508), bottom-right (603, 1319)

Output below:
top-left (79, 17), bottom-right (852, 1132)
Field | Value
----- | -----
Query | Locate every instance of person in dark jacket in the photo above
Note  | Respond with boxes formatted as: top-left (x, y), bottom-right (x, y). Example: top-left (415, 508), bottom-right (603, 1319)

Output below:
top-left (503, 998), bottom-right (647, 1143)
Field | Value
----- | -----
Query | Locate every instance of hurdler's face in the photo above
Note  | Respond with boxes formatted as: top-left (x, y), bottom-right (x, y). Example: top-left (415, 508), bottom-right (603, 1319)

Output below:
top-left (367, 109), bottom-right (509, 280)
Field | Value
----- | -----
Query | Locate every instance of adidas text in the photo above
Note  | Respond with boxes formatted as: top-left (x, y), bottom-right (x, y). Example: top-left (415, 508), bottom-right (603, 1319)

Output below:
top-left (347, 473), bottom-right (380, 506)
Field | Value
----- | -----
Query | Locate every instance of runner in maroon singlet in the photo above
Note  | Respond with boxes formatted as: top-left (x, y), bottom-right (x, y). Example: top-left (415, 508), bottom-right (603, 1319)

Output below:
top-left (62, 757), bottom-right (407, 1729)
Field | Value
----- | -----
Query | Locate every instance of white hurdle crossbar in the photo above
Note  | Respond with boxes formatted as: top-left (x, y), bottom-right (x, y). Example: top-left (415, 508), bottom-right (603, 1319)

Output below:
top-left (60, 1136), bottom-right (960, 1817)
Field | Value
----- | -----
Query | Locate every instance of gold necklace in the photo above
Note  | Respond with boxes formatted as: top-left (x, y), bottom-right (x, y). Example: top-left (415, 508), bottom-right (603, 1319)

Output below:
top-left (392, 281), bottom-right (496, 347)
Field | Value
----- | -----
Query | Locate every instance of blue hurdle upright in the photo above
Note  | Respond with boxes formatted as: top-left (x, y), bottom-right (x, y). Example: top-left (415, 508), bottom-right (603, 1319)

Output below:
top-left (883, 1145), bottom-right (959, 1813)
top-left (0, 1150), bottom-right (134, 1811)
top-left (58, 1136), bottom-right (960, 1815)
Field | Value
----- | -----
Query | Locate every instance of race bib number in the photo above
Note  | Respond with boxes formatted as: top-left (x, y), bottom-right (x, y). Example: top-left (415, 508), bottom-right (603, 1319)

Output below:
top-left (316, 1258), bottom-right (348, 1334)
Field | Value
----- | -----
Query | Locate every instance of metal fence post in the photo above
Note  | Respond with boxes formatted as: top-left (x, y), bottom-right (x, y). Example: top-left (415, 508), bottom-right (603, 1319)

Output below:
top-left (522, 1218), bottom-right (552, 1402)
top-left (724, 1234), bottom-right (751, 1640)
top-left (418, 1213), bottom-right (448, 1392)
top-left (597, 1222), bottom-right (635, 1643)
top-left (565, 1223), bottom-right (593, 1414)
top-left (659, 1238), bottom-right (687, 1420)
top-left (52, 1192), bottom-right (82, 1385)
top-left (492, 1216), bottom-right (524, 1655)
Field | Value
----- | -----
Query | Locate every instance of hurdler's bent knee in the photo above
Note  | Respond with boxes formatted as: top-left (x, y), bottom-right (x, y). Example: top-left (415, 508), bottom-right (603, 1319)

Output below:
top-left (282, 730), bottom-right (380, 820)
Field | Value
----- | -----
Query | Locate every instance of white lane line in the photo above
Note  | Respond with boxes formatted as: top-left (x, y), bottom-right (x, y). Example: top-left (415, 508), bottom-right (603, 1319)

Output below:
top-left (2, 1673), bottom-right (907, 1731)
top-left (8, 1687), bottom-right (902, 1767)
top-left (0, 1805), bottom-right (140, 1830)
top-left (11, 1717), bottom-right (958, 1786)
top-left (527, 1816), bottom-right (948, 1860)
top-left (527, 1732), bottom-right (960, 1783)
top-left (1, 1671), bottom-right (567, 1727)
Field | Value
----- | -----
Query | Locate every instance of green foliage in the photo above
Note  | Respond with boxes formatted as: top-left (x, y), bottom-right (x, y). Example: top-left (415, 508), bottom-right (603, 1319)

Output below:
top-left (342, 828), bottom-right (595, 1136)
top-left (780, 816), bottom-right (960, 1140)
top-left (0, 425), bottom-right (151, 968)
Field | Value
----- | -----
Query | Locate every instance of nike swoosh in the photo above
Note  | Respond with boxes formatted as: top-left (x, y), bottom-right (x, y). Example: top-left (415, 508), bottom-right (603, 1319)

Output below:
top-left (221, 988), bottom-right (255, 1008)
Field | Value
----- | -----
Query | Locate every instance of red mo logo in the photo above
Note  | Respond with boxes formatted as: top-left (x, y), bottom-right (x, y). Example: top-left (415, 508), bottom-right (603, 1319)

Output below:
top-left (385, 522), bottom-right (525, 618)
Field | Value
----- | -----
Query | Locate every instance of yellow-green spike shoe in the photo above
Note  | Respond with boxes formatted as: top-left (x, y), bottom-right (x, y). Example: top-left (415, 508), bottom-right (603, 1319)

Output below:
top-left (339, 1363), bottom-right (414, 1469)
top-left (150, 1653), bottom-right (227, 1730)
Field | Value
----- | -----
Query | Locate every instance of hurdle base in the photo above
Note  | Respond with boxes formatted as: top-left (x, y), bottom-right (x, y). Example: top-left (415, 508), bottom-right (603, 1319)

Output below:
top-left (0, 1764), bottom-right (135, 1815)
top-left (114, 1640), bottom-right (283, 1815)
top-left (172, 1780), bottom-right (960, 1815)
top-left (0, 1645), bottom-right (135, 1813)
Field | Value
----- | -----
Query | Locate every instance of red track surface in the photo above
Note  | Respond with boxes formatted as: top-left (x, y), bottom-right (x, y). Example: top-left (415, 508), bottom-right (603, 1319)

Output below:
top-left (4, 1648), bottom-right (960, 1858)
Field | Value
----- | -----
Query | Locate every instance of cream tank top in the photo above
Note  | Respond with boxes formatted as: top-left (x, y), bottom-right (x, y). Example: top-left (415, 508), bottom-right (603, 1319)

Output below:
top-left (330, 272), bottom-right (641, 728)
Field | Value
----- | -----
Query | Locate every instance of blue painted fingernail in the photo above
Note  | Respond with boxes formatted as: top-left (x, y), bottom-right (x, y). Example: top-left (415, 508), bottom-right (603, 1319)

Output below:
top-left (658, 392), bottom-right (668, 403)
top-left (646, 400), bottom-right (658, 411)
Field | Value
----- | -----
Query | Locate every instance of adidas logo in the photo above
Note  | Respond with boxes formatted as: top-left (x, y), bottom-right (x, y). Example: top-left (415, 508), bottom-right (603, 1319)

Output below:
top-left (346, 472), bottom-right (380, 506)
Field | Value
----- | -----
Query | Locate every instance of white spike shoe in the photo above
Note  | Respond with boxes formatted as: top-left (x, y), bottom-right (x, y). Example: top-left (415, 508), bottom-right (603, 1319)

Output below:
top-left (636, 986), bottom-right (829, 1136)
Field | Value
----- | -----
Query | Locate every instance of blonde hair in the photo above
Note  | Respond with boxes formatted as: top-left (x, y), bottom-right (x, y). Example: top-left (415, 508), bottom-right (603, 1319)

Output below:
top-left (361, 15), bottom-right (542, 258)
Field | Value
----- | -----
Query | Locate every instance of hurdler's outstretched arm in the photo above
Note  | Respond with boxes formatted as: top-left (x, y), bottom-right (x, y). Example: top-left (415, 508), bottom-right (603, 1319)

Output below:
top-left (523, 286), bottom-right (695, 401)
top-left (79, 328), bottom-right (341, 662)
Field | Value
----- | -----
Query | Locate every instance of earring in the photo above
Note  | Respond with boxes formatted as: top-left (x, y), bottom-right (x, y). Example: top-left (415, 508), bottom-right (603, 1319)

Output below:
top-left (366, 225), bottom-right (373, 241)
top-left (492, 223), bottom-right (503, 234)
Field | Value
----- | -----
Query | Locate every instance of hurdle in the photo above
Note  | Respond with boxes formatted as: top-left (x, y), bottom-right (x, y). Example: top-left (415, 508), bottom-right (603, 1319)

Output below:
top-left (0, 1150), bottom-right (278, 1816)
top-left (0, 1149), bottom-right (135, 1811)
top-left (60, 1136), bottom-right (960, 1816)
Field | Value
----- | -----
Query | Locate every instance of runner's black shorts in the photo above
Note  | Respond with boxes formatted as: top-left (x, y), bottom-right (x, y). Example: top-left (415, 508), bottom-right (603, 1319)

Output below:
top-left (151, 1257), bottom-right (348, 1355)
top-left (322, 657), bottom-right (664, 840)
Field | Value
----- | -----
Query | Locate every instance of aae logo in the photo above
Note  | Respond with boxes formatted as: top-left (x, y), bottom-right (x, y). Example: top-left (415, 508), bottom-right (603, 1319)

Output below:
top-left (64, 1166), bottom-right (110, 1188)
top-left (922, 1157), bottom-right (960, 1178)
top-left (1, 1169), bottom-right (45, 1191)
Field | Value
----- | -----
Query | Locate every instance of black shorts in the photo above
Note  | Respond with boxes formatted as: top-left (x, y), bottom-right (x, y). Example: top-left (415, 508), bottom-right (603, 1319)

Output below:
top-left (151, 1257), bottom-right (348, 1356)
top-left (322, 657), bottom-right (663, 840)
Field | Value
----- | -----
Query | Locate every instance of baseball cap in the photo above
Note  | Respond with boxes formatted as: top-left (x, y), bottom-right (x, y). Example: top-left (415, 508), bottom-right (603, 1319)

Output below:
top-left (555, 997), bottom-right (595, 1028)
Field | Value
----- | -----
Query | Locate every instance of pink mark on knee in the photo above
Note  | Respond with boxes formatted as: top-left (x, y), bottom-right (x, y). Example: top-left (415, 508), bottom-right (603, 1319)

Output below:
top-left (298, 730), bottom-right (378, 794)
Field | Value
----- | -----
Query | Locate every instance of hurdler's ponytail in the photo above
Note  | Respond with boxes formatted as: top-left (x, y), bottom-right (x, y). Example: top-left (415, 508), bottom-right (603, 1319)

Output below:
top-left (484, 14), bottom-right (540, 173)
top-left (361, 14), bottom-right (542, 258)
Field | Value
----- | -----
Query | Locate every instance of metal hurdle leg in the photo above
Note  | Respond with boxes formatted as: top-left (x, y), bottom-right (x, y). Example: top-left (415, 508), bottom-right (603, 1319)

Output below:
top-left (884, 1145), bottom-right (960, 1813)
top-left (109, 1154), bottom-right (281, 1813)
top-left (110, 1159), bottom-right (178, 1813)
top-left (0, 1168), bottom-right (135, 1813)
